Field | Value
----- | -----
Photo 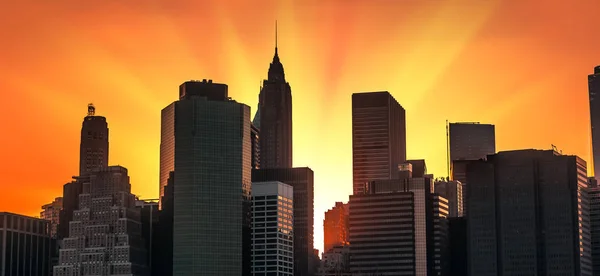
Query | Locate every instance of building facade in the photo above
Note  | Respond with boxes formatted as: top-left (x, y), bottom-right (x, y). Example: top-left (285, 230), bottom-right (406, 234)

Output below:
top-left (164, 80), bottom-right (252, 275)
top-left (588, 177), bottom-right (600, 275)
top-left (323, 202), bottom-right (349, 254)
top-left (0, 212), bottom-right (52, 276)
top-left (53, 166), bottom-right (147, 276)
top-left (252, 168), bottom-right (314, 276)
top-left (316, 245), bottom-right (350, 276)
top-left (352, 91), bottom-right (406, 195)
top-left (41, 197), bottom-right (63, 238)
top-left (434, 179), bottom-right (463, 217)
top-left (251, 181), bottom-right (294, 275)
top-left (258, 37), bottom-right (293, 169)
top-left (466, 149), bottom-right (592, 276)
top-left (251, 123), bottom-right (261, 170)
top-left (79, 104), bottom-right (109, 176)
top-left (349, 163), bottom-right (448, 276)
top-left (136, 199), bottom-right (159, 276)
top-left (589, 66), bottom-right (600, 181)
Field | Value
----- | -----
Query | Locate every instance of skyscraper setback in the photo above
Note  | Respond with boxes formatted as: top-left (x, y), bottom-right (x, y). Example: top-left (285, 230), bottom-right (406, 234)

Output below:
top-left (352, 91), bottom-right (406, 195)
top-left (160, 80), bottom-right (253, 275)
top-left (589, 66), bottom-right (600, 181)
top-left (258, 25), bottom-right (293, 169)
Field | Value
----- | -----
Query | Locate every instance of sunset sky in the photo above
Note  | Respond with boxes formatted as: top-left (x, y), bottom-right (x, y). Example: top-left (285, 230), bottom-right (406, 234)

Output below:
top-left (1, 0), bottom-right (600, 253)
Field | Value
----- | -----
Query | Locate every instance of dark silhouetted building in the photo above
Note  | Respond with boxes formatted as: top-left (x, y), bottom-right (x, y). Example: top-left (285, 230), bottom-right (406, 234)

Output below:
top-left (467, 149), bottom-right (591, 276)
top-left (53, 166), bottom-right (147, 276)
top-left (352, 91), bottom-right (406, 195)
top-left (154, 172), bottom-right (174, 276)
top-left (448, 217), bottom-right (467, 276)
top-left (589, 66), bottom-right (600, 182)
top-left (434, 179), bottom-right (463, 217)
top-left (161, 80), bottom-right (252, 275)
top-left (349, 162), bottom-right (448, 276)
top-left (79, 104), bottom-right (109, 176)
top-left (0, 212), bottom-right (52, 276)
top-left (589, 177), bottom-right (600, 275)
top-left (136, 199), bottom-right (159, 276)
top-left (258, 29), bottom-right (293, 169)
top-left (323, 202), bottom-right (349, 254)
top-left (41, 197), bottom-right (62, 239)
top-left (449, 122), bottom-right (495, 216)
top-left (252, 168), bottom-right (314, 276)
top-left (252, 181), bottom-right (294, 275)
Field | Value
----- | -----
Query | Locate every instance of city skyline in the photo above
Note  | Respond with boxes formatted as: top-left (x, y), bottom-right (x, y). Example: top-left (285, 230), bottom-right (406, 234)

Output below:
top-left (2, 0), bottom-right (600, 255)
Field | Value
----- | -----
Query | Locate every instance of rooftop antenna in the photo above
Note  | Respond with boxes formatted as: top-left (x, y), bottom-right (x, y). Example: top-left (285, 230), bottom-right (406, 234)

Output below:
top-left (87, 103), bottom-right (95, 116)
top-left (275, 20), bottom-right (278, 50)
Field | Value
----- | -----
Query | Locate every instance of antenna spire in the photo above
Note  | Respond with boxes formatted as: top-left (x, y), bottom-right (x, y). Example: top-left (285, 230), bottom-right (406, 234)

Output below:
top-left (275, 20), bottom-right (278, 51)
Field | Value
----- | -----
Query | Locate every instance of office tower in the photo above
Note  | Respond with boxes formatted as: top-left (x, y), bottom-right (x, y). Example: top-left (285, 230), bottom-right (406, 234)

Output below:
top-left (323, 202), bottom-right (349, 254)
top-left (41, 197), bottom-right (63, 238)
top-left (252, 168), bottom-right (314, 276)
top-left (136, 199), bottom-right (159, 276)
top-left (0, 212), bottom-right (52, 276)
top-left (590, 66), bottom-right (600, 181)
top-left (258, 26), bottom-right (293, 169)
top-left (448, 217), bottom-right (467, 276)
top-left (251, 181), bottom-right (294, 275)
top-left (79, 104), bottom-right (109, 175)
top-left (154, 172), bottom-right (174, 276)
top-left (53, 166), bottom-right (147, 276)
top-left (349, 163), bottom-right (449, 276)
top-left (467, 149), bottom-right (591, 276)
top-left (352, 91), bottom-right (406, 195)
top-left (316, 245), bottom-right (350, 276)
top-left (251, 123), bottom-right (261, 169)
top-left (160, 80), bottom-right (252, 275)
top-left (589, 177), bottom-right (600, 275)
top-left (434, 179), bottom-right (463, 217)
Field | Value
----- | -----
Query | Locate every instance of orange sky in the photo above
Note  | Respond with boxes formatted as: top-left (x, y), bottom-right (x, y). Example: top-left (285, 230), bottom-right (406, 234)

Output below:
top-left (1, 0), bottom-right (599, 254)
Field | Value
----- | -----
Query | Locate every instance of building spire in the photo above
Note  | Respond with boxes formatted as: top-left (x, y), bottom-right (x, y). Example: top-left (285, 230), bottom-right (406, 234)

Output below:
top-left (275, 20), bottom-right (278, 56)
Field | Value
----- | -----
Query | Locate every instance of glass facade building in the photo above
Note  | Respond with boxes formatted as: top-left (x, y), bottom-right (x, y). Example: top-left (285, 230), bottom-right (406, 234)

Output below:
top-left (466, 150), bottom-right (592, 276)
top-left (251, 181), bottom-right (294, 276)
top-left (0, 213), bottom-right (52, 276)
top-left (323, 202), bottom-right (349, 254)
top-left (352, 92), bottom-right (406, 195)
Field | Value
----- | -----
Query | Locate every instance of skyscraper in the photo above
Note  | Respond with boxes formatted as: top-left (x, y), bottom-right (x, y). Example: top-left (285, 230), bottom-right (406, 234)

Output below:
top-left (252, 181), bottom-right (294, 275)
top-left (589, 66), bottom-right (600, 180)
top-left (467, 149), bottom-right (591, 276)
top-left (252, 168), bottom-right (314, 276)
top-left (352, 91), bottom-right (406, 195)
top-left (53, 166), bottom-right (147, 276)
top-left (323, 202), bottom-right (349, 254)
top-left (161, 80), bottom-right (252, 275)
top-left (349, 163), bottom-right (448, 275)
top-left (0, 212), bottom-right (53, 276)
top-left (589, 177), bottom-right (600, 275)
top-left (79, 103), bottom-right (109, 176)
top-left (258, 24), bottom-right (293, 169)
top-left (434, 179), bottom-right (463, 217)
top-left (41, 197), bottom-right (62, 238)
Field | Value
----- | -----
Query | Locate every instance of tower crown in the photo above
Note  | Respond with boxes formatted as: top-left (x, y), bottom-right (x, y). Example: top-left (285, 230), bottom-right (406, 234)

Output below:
top-left (268, 21), bottom-right (285, 82)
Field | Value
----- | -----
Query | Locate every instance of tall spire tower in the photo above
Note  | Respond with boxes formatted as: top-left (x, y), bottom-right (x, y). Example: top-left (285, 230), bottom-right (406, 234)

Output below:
top-left (258, 21), bottom-right (293, 169)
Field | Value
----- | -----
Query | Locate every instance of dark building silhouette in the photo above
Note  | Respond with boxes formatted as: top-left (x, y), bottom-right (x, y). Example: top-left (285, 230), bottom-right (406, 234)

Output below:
top-left (161, 80), bottom-right (252, 275)
top-left (252, 168), bottom-right (314, 276)
top-left (258, 26), bottom-right (293, 169)
top-left (467, 149), bottom-right (591, 276)
top-left (352, 91), bottom-right (406, 195)
top-left (251, 123), bottom-right (260, 169)
top-left (448, 217), bottom-right (467, 276)
top-left (79, 104), bottom-right (109, 175)
top-left (434, 179), bottom-right (463, 217)
top-left (323, 202), bottom-right (349, 254)
top-left (136, 199), bottom-right (159, 276)
top-left (449, 122), bottom-right (495, 216)
top-left (154, 172), bottom-right (174, 276)
top-left (0, 212), bottom-right (53, 276)
top-left (589, 66), bottom-right (600, 181)
top-left (349, 162), bottom-right (448, 275)
top-left (589, 177), bottom-right (600, 275)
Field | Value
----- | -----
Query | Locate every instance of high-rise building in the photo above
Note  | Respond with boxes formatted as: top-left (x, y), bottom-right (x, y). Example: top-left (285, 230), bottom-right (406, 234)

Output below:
top-left (251, 181), bottom-right (294, 275)
top-left (154, 172), bottom-right (174, 276)
top-left (316, 245), bottom-right (350, 276)
top-left (466, 149), bottom-right (591, 276)
top-left (448, 122), bottom-right (495, 216)
top-left (589, 177), bottom-right (600, 275)
top-left (349, 163), bottom-right (449, 276)
top-left (53, 166), bottom-right (147, 276)
top-left (41, 197), bottom-right (63, 238)
top-left (258, 26), bottom-right (293, 169)
top-left (589, 66), bottom-right (600, 181)
top-left (323, 202), bottom-right (349, 254)
top-left (0, 212), bottom-right (53, 276)
top-left (79, 104), bottom-right (109, 176)
top-left (252, 168), bottom-right (314, 276)
top-left (136, 199), bottom-right (159, 276)
top-left (161, 80), bottom-right (252, 275)
top-left (58, 178), bottom-right (84, 240)
top-left (434, 179), bottom-right (463, 217)
top-left (448, 217), bottom-right (467, 276)
top-left (352, 91), bottom-right (406, 195)
top-left (251, 123), bottom-right (261, 169)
